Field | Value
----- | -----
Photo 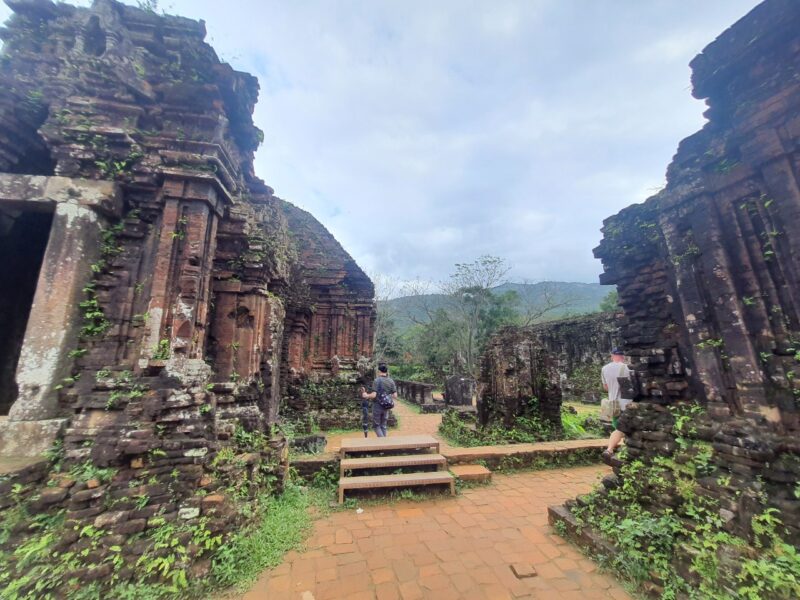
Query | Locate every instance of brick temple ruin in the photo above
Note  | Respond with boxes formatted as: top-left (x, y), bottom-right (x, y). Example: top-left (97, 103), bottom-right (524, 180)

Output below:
top-left (0, 0), bottom-right (374, 590)
top-left (549, 0), bottom-right (800, 593)
top-left (477, 311), bottom-right (621, 428)
top-left (2, 0), bottom-right (799, 596)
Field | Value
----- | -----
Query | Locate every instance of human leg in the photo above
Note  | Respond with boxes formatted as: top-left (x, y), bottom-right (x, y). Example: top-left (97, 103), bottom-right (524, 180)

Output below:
top-left (603, 416), bottom-right (624, 463)
top-left (379, 409), bottom-right (389, 437)
top-left (373, 404), bottom-right (386, 437)
top-left (361, 400), bottom-right (369, 437)
top-left (606, 430), bottom-right (624, 452)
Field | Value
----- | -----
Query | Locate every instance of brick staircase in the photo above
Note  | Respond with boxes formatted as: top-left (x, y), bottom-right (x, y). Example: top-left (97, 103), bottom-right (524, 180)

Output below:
top-left (337, 435), bottom-right (455, 503)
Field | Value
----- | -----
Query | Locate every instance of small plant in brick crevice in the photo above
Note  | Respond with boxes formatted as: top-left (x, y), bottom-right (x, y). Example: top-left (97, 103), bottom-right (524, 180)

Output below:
top-left (55, 217), bottom-right (135, 399)
top-left (151, 339), bottom-right (170, 360)
top-left (68, 460), bottom-right (117, 484)
top-left (566, 404), bottom-right (800, 600)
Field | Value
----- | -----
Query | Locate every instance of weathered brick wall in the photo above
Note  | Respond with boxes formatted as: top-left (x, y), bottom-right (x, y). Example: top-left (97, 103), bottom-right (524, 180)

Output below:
top-left (283, 379), bottom-right (397, 432)
top-left (0, 0), bottom-right (375, 592)
top-left (592, 0), bottom-right (800, 553)
top-left (478, 326), bottom-right (564, 431)
top-left (477, 312), bottom-right (620, 425)
top-left (525, 312), bottom-right (621, 402)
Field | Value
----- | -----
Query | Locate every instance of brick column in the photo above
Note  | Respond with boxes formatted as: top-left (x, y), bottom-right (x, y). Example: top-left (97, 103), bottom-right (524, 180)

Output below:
top-left (140, 176), bottom-right (223, 366)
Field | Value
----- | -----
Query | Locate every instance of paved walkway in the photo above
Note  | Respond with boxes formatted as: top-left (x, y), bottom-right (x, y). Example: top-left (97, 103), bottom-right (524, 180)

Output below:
top-left (325, 400), bottom-right (449, 453)
top-left (240, 465), bottom-right (631, 600)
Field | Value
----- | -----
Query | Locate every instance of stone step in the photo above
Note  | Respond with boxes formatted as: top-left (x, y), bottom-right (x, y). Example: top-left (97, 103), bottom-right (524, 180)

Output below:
top-left (338, 471), bottom-right (455, 503)
top-left (340, 453), bottom-right (447, 477)
top-left (450, 464), bottom-right (492, 483)
top-left (339, 434), bottom-right (439, 458)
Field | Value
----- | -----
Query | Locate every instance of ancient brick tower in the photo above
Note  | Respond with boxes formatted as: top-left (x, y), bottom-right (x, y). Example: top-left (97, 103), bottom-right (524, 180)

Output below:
top-left (0, 0), bottom-right (375, 461)
top-left (592, 0), bottom-right (800, 548)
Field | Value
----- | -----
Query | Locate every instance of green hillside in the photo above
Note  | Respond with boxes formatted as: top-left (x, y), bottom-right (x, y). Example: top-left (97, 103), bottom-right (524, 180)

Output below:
top-left (383, 281), bottom-right (613, 333)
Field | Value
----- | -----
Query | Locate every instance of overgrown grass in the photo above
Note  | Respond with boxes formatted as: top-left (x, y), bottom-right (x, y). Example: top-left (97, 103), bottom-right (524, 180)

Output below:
top-left (438, 407), bottom-right (604, 448)
top-left (210, 483), bottom-right (314, 591)
top-left (493, 449), bottom-right (601, 473)
top-left (0, 427), bottom-right (330, 600)
top-left (398, 398), bottom-right (422, 414)
top-left (5, 479), bottom-right (334, 600)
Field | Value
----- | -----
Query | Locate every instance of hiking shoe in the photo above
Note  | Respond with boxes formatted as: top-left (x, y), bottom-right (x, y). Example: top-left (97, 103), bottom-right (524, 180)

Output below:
top-left (601, 450), bottom-right (613, 465)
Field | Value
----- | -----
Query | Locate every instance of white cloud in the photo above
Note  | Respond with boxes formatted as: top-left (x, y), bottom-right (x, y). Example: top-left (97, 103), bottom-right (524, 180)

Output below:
top-left (0, 0), bottom-right (761, 284)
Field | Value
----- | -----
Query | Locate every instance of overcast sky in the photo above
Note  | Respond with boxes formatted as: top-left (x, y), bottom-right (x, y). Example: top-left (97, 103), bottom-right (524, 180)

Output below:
top-left (1, 0), bottom-right (760, 284)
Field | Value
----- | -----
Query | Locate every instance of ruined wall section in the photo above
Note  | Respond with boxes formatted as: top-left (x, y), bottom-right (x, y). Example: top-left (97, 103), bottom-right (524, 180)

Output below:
top-left (279, 199), bottom-right (375, 381)
top-left (477, 312), bottom-right (620, 426)
top-left (478, 326), bottom-right (563, 432)
top-left (525, 312), bottom-right (621, 401)
top-left (0, 0), bottom-right (375, 591)
top-left (594, 0), bottom-right (800, 545)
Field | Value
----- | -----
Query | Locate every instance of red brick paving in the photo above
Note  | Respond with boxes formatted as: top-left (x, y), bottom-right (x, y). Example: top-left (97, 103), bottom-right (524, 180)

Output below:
top-left (239, 465), bottom-right (631, 600)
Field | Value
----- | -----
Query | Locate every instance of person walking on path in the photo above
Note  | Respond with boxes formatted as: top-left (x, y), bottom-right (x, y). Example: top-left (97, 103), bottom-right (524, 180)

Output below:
top-left (360, 363), bottom-right (397, 437)
top-left (601, 348), bottom-right (631, 462)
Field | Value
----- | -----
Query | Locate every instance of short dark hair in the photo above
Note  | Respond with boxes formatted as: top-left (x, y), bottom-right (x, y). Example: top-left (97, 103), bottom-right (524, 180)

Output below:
top-left (377, 363), bottom-right (388, 374)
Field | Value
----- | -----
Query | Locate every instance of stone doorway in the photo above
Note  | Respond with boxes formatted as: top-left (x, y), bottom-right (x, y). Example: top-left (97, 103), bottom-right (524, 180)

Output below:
top-left (0, 206), bottom-right (54, 416)
top-left (0, 175), bottom-right (121, 456)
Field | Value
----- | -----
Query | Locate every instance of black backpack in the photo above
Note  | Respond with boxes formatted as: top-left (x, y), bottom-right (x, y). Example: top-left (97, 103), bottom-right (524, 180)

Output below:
top-left (376, 378), bottom-right (395, 410)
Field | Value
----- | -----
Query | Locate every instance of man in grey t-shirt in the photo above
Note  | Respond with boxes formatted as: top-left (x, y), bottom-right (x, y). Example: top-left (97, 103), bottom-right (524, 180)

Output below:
top-left (602, 348), bottom-right (631, 461)
top-left (360, 363), bottom-right (397, 437)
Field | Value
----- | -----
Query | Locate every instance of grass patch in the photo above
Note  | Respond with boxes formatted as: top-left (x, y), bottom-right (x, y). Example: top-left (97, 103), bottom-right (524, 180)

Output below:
top-left (438, 407), bottom-right (604, 448)
top-left (38, 481), bottom-right (336, 600)
top-left (398, 398), bottom-right (422, 414)
top-left (493, 448), bottom-right (601, 473)
top-left (0, 429), bottom-right (332, 600)
top-left (563, 401), bottom-right (601, 418)
top-left (209, 484), bottom-right (315, 591)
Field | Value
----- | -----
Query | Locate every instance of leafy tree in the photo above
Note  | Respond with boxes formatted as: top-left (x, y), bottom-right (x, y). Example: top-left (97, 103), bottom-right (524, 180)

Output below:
top-left (391, 256), bottom-right (571, 382)
top-left (411, 310), bottom-right (461, 380)
top-left (371, 273), bottom-right (406, 363)
top-left (477, 290), bottom-right (520, 349)
top-left (600, 289), bottom-right (619, 312)
top-left (373, 310), bottom-right (406, 363)
top-left (440, 255), bottom-right (512, 374)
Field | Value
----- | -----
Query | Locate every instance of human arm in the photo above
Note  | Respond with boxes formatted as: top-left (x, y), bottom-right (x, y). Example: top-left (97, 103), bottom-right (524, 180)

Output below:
top-left (360, 386), bottom-right (376, 400)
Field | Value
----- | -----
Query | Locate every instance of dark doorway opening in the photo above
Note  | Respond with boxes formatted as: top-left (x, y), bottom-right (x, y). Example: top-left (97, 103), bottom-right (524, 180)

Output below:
top-left (0, 206), bottom-right (53, 415)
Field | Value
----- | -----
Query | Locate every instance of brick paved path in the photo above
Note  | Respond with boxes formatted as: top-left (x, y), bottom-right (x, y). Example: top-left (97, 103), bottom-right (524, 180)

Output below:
top-left (324, 400), bottom-right (447, 453)
top-left (240, 465), bottom-right (631, 600)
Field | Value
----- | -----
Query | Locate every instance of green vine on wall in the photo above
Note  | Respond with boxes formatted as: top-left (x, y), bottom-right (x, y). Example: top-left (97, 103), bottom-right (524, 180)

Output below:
top-left (567, 405), bottom-right (800, 599)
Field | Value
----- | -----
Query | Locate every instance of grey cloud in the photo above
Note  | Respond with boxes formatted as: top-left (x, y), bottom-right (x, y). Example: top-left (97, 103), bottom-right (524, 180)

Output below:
top-left (0, 0), bottom-right (761, 283)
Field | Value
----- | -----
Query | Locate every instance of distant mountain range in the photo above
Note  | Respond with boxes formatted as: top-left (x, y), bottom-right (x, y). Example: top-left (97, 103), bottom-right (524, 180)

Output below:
top-left (382, 281), bottom-right (613, 333)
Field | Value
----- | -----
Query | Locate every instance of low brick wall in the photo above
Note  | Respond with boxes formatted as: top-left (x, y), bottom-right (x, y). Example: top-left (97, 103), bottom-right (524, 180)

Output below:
top-left (396, 379), bottom-right (446, 413)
